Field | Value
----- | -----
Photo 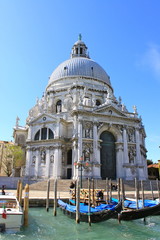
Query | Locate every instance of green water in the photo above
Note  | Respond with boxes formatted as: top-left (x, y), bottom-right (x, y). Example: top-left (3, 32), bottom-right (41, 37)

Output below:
top-left (1, 208), bottom-right (160, 240)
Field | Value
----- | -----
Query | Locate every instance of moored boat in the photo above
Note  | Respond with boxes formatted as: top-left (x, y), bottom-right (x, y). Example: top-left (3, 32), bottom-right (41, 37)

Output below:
top-left (118, 198), bottom-right (160, 221)
top-left (0, 192), bottom-right (23, 232)
top-left (58, 199), bottom-right (122, 223)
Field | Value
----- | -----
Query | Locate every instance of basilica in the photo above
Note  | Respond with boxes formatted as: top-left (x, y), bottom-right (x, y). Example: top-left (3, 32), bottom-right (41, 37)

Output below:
top-left (13, 36), bottom-right (148, 180)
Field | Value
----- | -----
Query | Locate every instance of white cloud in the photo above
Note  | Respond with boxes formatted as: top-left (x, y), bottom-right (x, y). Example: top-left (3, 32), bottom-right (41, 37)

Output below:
top-left (140, 43), bottom-right (160, 77)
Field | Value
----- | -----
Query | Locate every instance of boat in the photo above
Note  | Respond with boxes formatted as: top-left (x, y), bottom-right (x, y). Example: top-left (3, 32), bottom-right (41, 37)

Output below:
top-left (58, 198), bottom-right (122, 223)
top-left (0, 192), bottom-right (23, 232)
top-left (118, 198), bottom-right (160, 221)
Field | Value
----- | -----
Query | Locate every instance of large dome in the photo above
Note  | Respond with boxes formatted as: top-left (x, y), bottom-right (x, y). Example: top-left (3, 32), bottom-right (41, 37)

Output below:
top-left (48, 57), bottom-right (111, 86)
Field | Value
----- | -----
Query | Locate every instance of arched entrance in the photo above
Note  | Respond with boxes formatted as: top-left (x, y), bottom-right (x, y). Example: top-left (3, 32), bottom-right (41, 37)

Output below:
top-left (100, 131), bottom-right (116, 179)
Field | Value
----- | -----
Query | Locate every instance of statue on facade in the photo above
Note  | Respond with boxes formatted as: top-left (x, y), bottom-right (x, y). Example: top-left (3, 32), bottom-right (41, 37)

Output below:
top-left (41, 150), bottom-right (46, 164)
top-left (133, 105), bottom-right (138, 115)
top-left (16, 116), bottom-right (20, 128)
top-left (32, 156), bottom-right (36, 165)
top-left (128, 147), bottom-right (136, 163)
top-left (127, 128), bottom-right (135, 142)
top-left (50, 155), bottom-right (54, 164)
top-left (85, 128), bottom-right (90, 138)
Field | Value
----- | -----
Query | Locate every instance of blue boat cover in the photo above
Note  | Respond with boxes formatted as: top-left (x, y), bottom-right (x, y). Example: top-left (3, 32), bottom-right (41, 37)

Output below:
top-left (124, 199), bottom-right (159, 209)
top-left (58, 199), bottom-right (117, 213)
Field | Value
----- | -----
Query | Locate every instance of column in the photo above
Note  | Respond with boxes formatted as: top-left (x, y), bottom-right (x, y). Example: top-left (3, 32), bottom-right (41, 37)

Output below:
top-left (93, 123), bottom-right (98, 161)
top-left (54, 147), bottom-right (62, 179)
top-left (45, 148), bottom-right (50, 178)
top-left (27, 126), bottom-right (32, 141)
top-left (93, 122), bottom-right (100, 178)
top-left (116, 143), bottom-right (124, 178)
top-left (55, 120), bottom-right (61, 138)
top-left (73, 141), bottom-right (78, 179)
top-left (77, 120), bottom-right (83, 161)
top-left (25, 147), bottom-right (31, 177)
top-left (53, 148), bottom-right (58, 178)
top-left (57, 147), bottom-right (62, 179)
top-left (72, 115), bottom-right (78, 179)
top-left (123, 126), bottom-right (128, 163)
top-left (135, 128), bottom-right (141, 163)
top-left (35, 149), bottom-right (39, 178)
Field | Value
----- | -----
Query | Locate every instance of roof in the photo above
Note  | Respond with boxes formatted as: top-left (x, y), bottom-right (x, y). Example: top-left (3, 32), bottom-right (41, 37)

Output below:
top-left (147, 163), bottom-right (159, 168)
top-left (48, 57), bottom-right (111, 86)
top-left (0, 140), bottom-right (14, 145)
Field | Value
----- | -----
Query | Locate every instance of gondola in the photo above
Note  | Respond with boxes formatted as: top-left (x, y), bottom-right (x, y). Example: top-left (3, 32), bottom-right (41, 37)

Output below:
top-left (118, 198), bottom-right (160, 221)
top-left (58, 199), bottom-right (122, 223)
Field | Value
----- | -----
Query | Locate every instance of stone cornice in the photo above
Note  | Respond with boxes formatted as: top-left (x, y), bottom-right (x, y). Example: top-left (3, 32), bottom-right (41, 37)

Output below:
top-left (70, 109), bottom-right (141, 124)
top-left (26, 138), bottom-right (65, 145)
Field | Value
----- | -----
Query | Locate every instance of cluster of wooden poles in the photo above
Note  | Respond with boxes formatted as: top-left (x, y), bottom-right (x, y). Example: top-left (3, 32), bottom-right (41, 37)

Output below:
top-left (46, 178), bottom-right (160, 226)
top-left (16, 178), bottom-right (160, 227)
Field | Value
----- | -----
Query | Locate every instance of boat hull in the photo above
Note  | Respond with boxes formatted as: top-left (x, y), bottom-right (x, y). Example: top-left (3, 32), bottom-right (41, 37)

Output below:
top-left (58, 200), bottom-right (122, 223)
top-left (118, 203), bottom-right (160, 221)
top-left (0, 214), bottom-right (23, 231)
top-left (0, 212), bottom-right (23, 231)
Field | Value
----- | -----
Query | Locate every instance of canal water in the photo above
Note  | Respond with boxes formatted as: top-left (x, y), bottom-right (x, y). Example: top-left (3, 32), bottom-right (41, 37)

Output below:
top-left (1, 208), bottom-right (160, 240)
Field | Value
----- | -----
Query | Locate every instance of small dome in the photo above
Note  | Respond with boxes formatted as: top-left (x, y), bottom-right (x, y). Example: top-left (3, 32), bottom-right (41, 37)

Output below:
top-left (48, 57), bottom-right (111, 86)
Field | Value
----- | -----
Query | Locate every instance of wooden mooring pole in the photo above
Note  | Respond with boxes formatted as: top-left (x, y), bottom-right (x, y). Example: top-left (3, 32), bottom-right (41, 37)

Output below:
top-left (120, 178), bottom-right (125, 209)
top-left (156, 178), bottom-right (160, 201)
top-left (141, 180), bottom-right (145, 208)
top-left (16, 179), bottom-right (21, 200)
top-left (106, 178), bottom-right (109, 203)
top-left (46, 179), bottom-right (50, 212)
top-left (53, 179), bottom-right (57, 216)
top-left (88, 178), bottom-right (91, 226)
top-left (76, 179), bottom-right (80, 224)
top-left (24, 184), bottom-right (29, 227)
top-left (92, 179), bottom-right (95, 206)
top-left (118, 178), bottom-right (121, 202)
top-left (150, 181), bottom-right (154, 200)
top-left (19, 181), bottom-right (23, 206)
top-left (135, 178), bottom-right (139, 209)
top-left (109, 179), bottom-right (112, 202)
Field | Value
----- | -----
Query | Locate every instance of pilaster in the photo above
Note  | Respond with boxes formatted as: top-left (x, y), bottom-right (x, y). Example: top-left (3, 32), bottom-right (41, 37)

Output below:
top-left (45, 148), bottom-right (50, 178)
top-left (123, 126), bottom-right (128, 163)
top-left (135, 128), bottom-right (141, 163)
top-left (35, 149), bottom-right (39, 178)
top-left (25, 148), bottom-right (31, 176)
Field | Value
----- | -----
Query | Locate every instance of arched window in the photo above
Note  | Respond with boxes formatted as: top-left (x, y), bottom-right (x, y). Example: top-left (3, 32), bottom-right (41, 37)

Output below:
top-left (96, 99), bottom-right (101, 106)
top-left (34, 130), bottom-right (40, 140)
top-left (56, 100), bottom-right (62, 113)
top-left (49, 129), bottom-right (54, 139)
top-left (34, 128), bottom-right (54, 141)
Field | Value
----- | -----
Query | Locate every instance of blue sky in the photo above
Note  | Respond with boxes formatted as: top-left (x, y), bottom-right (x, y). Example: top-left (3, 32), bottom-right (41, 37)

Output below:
top-left (0, 0), bottom-right (160, 162)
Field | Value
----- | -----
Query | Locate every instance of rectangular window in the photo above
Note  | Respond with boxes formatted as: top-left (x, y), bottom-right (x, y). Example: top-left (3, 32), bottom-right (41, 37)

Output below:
top-left (41, 128), bottom-right (47, 140)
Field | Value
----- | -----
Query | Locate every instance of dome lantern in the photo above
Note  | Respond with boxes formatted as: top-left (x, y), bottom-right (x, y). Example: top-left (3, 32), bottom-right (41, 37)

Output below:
top-left (71, 34), bottom-right (89, 58)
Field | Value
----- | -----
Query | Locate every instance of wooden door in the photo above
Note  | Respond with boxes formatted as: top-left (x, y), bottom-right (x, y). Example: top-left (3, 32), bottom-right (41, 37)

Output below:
top-left (100, 131), bottom-right (116, 179)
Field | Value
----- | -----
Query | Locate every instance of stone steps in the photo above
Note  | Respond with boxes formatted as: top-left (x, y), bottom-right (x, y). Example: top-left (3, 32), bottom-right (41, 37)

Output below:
top-left (29, 179), bottom-right (160, 192)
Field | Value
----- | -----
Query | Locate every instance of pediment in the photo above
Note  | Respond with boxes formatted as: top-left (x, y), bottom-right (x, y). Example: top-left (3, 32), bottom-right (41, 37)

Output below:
top-left (95, 104), bottom-right (127, 117)
top-left (29, 113), bottom-right (58, 125)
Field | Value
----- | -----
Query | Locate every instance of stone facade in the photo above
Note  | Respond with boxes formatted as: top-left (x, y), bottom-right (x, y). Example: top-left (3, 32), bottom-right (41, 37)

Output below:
top-left (13, 36), bottom-right (148, 180)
